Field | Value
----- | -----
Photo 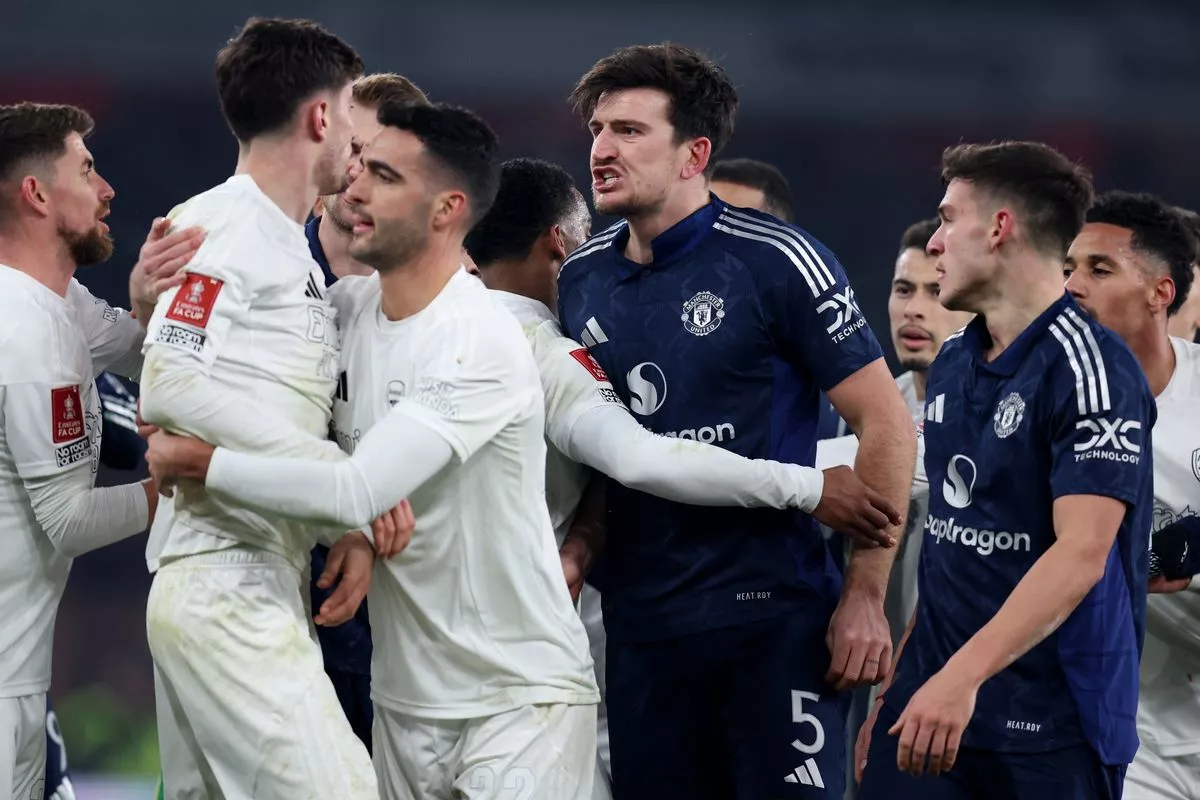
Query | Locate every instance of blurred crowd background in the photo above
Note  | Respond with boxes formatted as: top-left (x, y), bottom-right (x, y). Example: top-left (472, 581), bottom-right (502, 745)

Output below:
top-left (4, 0), bottom-right (1199, 794)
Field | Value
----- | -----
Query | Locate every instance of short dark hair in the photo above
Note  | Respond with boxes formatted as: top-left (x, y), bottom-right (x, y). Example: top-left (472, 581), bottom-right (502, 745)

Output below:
top-left (1173, 206), bottom-right (1200, 264)
top-left (352, 73), bottom-right (429, 110)
top-left (1088, 191), bottom-right (1196, 315)
top-left (941, 141), bottom-right (1094, 259)
top-left (376, 102), bottom-right (501, 227)
top-left (0, 103), bottom-right (94, 223)
top-left (569, 43), bottom-right (738, 177)
top-left (464, 158), bottom-right (580, 267)
top-left (215, 17), bottom-right (364, 142)
top-left (711, 158), bottom-right (794, 222)
top-left (899, 218), bottom-right (940, 255)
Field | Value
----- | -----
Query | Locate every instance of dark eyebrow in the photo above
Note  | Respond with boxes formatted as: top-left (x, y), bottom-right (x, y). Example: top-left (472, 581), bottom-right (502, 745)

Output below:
top-left (892, 278), bottom-right (915, 289)
top-left (364, 158), bottom-right (401, 181)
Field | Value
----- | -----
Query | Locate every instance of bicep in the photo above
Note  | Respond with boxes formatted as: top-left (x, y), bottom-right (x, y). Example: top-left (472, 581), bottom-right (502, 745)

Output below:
top-left (1052, 494), bottom-right (1127, 565)
top-left (544, 341), bottom-right (625, 455)
top-left (824, 358), bottom-right (909, 436)
top-left (142, 269), bottom-right (248, 376)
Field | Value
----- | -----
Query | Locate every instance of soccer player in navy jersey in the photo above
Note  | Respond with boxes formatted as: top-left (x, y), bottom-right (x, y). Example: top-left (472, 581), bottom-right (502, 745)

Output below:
top-left (558, 44), bottom-right (917, 799)
top-left (856, 142), bottom-right (1156, 800)
top-left (303, 71), bottom-right (428, 752)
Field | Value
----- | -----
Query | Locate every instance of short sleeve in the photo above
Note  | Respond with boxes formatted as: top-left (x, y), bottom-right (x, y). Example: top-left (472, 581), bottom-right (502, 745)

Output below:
top-left (1047, 325), bottom-right (1155, 506)
top-left (539, 328), bottom-right (624, 454)
top-left (391, 316), bottom-right (539, 463)
top-left (754, 223), bottom-right (885, 390)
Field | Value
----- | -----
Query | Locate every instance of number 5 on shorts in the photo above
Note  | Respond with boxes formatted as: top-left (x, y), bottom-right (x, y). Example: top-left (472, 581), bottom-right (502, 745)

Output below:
top-left (790, 690), bottom-right (826, 755)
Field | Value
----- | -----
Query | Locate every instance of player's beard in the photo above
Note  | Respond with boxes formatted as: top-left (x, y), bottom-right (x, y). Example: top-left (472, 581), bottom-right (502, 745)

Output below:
top-left (350, 210), bottom-right (430, 270)
top-left (61, 221), bottom-right (114, 266)
top-left (321, 194), bottom-right (356, 235)
top-left (593, 188), bottom-right (665, 221)
top-left (315, 143), bottom-right (353, 197)
top-left (898, 355), bottom-right (932, 374)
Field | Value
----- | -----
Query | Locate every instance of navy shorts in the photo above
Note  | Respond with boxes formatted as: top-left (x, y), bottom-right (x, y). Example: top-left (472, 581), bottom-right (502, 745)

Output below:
top-left (607, 610), bottom-right (849, 800)
top-left (326, 669), bottom-right (374, 754)
top-left (45, 697), bottom-right (72, 799)
top-left (858, 701), bottom-right (1125, 800)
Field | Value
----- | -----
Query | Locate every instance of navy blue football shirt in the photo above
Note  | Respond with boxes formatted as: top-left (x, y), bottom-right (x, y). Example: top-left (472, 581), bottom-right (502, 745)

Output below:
top-left (886, 293), bottom-right (1155, 766)
top-left (557, 196), bottom-right (885, 642)
top-left (305, 215), bottom-right (372, 676)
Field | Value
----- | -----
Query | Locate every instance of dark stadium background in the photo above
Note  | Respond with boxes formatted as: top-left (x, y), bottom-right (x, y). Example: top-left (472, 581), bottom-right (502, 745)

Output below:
top-left (3, 0), bottom-right (1198, 794)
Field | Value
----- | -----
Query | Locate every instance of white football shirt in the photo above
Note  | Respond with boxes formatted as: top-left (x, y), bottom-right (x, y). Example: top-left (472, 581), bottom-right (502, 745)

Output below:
top-left (140, 175), bottom-right (345, 570)
top-left (0, 266), bottom-right (148, 697)
top-left (1137, 336), bottom-right (1200, 757)
top-left (327, 270), bottom-right (597, 717)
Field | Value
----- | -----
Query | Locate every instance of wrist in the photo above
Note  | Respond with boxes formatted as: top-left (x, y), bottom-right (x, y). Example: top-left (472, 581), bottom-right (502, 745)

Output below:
top-left (941, 649), bottom-right (987, 691)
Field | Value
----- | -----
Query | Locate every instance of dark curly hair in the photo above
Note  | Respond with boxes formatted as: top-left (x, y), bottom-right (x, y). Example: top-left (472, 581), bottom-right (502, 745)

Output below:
top-left (464, 158), bottom-right (581, 267)
top-left (1088, 191), bottom-right (1196, 314)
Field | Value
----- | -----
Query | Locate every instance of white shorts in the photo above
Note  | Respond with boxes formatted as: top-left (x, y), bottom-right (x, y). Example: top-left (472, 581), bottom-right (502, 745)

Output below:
top-left (373, 702), bottom-right (598, 800)
top-left (1125, 746), bottom-right (1200, 800)
top-left (579, 582), bottom-right (610, 782)
top-left (0, 693), bottom-right (45, 800)
top-left (147, 549), bottom-right (376, 800)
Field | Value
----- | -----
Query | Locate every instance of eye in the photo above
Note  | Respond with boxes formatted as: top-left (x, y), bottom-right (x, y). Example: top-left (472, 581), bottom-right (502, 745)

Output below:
top-left (893, 286), bottom-right (911, 298)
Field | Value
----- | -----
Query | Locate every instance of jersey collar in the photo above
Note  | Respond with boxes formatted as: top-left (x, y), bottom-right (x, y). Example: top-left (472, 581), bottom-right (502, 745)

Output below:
top-left (965, 291), bottom-right (1075, 376)
top-left (490, 289), bottom-right (556, 324)
top-left (610, 195), bottom-right (723, 275)
top-left (305, 216), bottom-right (338, 287)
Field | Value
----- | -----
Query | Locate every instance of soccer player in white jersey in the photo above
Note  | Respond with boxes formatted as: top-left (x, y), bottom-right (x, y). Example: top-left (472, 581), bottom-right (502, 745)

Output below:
top-left (0, 102), bottom-right (160, 800)
top-left (465, 157), bottom-right (904, 796)
top-left (144, 102), bottom-right (602, 800)
top-left (1064, 190), bottom-right (1200, 800)
top-left (136, 18), bottom-right (381, 800)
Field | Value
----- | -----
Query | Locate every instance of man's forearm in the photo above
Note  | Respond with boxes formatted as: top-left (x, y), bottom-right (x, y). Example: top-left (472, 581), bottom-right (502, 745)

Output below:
top-left (844, 419), bottom-right (917, 596)
top-left (944, 540), bottom-right (1101, 687)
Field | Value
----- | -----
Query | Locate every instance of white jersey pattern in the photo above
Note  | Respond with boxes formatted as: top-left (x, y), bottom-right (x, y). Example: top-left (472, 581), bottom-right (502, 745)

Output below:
top-left (326, 271), bottom-right (598, 718)
top-left (1136, 336), bottom-right (1200, 758)
top-left (140, 174), bottom-right (344, 570)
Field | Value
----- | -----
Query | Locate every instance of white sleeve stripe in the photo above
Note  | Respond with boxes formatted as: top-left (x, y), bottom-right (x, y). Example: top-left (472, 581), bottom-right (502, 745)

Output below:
top-left (715, 214), bottom-right (832, 294)
top-left (1062, 307), bottom-right (1112, 412)
top-left (1060, 316), bottom-right (1101, 413)
top-left (558, 226), bottom-right (624, 276)
top-left (1049, 319), bottom-right (1092, 415)
top-left (713, 221), bottom-right (821, 297)
top-left (721, 207), bottom-right (837, 286)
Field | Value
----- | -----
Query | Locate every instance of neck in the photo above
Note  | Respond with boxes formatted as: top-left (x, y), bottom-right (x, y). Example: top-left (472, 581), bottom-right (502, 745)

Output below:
top-left (476, 259), bottom-right (556, 314)
top-left (235, 138), bottom-right (323, 224)
top-left (0, 227), bottom-right (75, 297)
top-left (624, 181), bottom-right (710, 265)
top-left (318, 214), bottom-right (374, 279)
top-left (377, 235), bottom-right (464, 322)
top-left (975, 255), bottom-right (1065, 361)
top-left (911, 369), bottom-right (928, 403)
top-left (1127, 318), bottom-right (1177, 397)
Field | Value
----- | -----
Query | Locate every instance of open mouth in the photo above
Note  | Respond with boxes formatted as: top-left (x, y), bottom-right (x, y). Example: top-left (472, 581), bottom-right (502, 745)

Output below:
top-left (592, 168), bottom-right (621, 192)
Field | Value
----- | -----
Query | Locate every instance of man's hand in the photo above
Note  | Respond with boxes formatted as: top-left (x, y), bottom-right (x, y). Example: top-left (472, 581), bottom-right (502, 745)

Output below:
top-left (561, 550), bottom-right (586, 603)
top-left (813, 465), bottom-right (902, 548)
top-left (1149, 575), bottom-right (1192, 593)
top-left (888, 668), bottom-right (978, 777)
top-left (826, 588), bottom-right (891, 692)
top-left (314, 531), bottom-right (375, 626)
top-left (144, 430), bottom-right (216, 497)
top-left (129, 217), bottom-right (205, 323)
top-left (854, 695), bottom-right (884, 784)
top-left (370, 500), bottom-right (415, 559)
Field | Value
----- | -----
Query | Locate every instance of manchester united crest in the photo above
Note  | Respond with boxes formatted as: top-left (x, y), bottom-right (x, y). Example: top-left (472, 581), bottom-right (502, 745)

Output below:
top-left (681, 291), bottom-right (725, 337)
top-left (993, 392), bottom-right (1026, 439)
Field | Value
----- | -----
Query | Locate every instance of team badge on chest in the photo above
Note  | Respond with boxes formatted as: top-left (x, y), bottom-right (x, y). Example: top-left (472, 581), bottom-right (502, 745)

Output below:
top-left (993, 392), bottom-right (1026, 439)
top-left (681, 291), bottom-right (725, 336)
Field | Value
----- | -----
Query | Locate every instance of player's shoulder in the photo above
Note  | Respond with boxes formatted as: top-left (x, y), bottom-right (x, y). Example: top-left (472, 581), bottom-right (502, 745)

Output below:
top-left (557, 221), bottom-right (626, 289)
top-left (1040, 299), bottom-right (1150, 407)
top-left (167, 177), bottom-right (282, 275)
top-left (327, 273), bottom-right (380, 331)
top-left (0, 269), bottom-right (69, 361)
top-left (709, 203), bottom-right (844, 296)
top-left (1170, 336), bottom-right (1200, 389)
